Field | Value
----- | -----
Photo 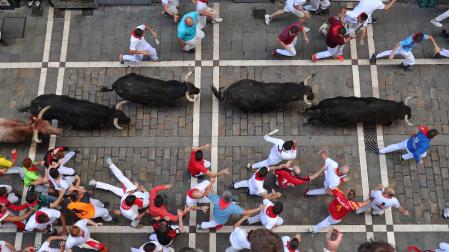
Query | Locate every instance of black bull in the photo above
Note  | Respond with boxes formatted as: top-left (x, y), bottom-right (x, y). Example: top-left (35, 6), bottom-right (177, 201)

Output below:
top-left (19, 94), bottom-right (130, 130)
top-left (99, 72), bottom-right (200, 106)
top-left (305, 96), bottom-right (415, 126)
top-left (211, 75), bottom-right (315, 113)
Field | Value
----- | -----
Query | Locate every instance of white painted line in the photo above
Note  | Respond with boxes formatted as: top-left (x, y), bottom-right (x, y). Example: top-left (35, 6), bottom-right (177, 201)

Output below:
top-left (42, 8), bottom-right (54, 63)
top-left (209, 233), bottom-right (217, 252)
top-left (216, 225), bottom-right (368, 233)
top-left (0, 62), bottom-right (43, 69)
top-left (213, 3), bottom-right (220, 61)
top-left (219, 59), bottom-right (353, 67)
top-left (64, 61), bottom-right (195, 68)
top-left (59, 10), bottom-right (71, 63)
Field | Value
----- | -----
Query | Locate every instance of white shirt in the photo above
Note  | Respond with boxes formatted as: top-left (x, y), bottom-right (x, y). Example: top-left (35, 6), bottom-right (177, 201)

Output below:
top-left (289, 0), bottom-right (306, 7)
top-left (0, 241), bottom-right (12, 252)
top-left (48, 175), bottom-right (71, 192)
top-left (348, 0), bottom-right (385, 26)
top-left (130, 24), bottom-right (150, 51)
top-left (261, 199), bottom-right (281, 230)
top-left (130, 241), bottom-right (163, 252)
top-left (323, 158), bottom-right (340, 190)
top-left (369, 190), bottom-right (400, 211)
top-left (185, 180), bottom-right (210, 207)
top-left (229, 227), bottom-right (251, 250)
top-left (161, 0), bottom-right (178, 5)
top-left (282, 236), bottom-right (300, 252)
top-left (120, 191), bottom-right (150, 221)
top-left (38, 241), bottom-right (64, 252)
top-left (196, 0), bottom-right (208, 11)
top-left (265, 135), bottom-right (297, 162)
top-left (25, 208), bottom-right (61, 231)
top-left (249, 168), bottom-right (267, 196)
top-left (65, 219), bottom-right (90, 249)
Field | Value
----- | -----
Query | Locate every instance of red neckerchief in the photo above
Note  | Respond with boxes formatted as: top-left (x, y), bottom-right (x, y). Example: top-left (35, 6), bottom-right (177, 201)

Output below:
top-left (218, 199), bottom-right (231, 210)
top-left (35, 211), bottom-right (47, 223)
top-left (254, 171), bottom-right (265, 181)
top-left (187, 188), bottom-right (199, 198)
top-left (265, 206), bottom-right (277, 218)
top-left (121, 200), bottom-right (133, 210)
top-left (199, 0), bottom-right (208, 2)
top-left (418, 126), bottom-right (430, 137)
top-left (27, 200), bottom-right (39, 208)
top-left (336, 168), bottom-right (344, 177)
top-left (286, 241), bottom-right (296, 252)
top-left (27, 165), bottom-right (38, 172)
top-left (121, 197), bottom-right (143, 210)
top-left (131, 30), bottom-right (142, 40)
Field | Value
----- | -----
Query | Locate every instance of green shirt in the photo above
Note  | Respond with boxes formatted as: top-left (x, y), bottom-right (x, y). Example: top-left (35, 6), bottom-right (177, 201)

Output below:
top-left (23, 169), bottom-right (40, 187)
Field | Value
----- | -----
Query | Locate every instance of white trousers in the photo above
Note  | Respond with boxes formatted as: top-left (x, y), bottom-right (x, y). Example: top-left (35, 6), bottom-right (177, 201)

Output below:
top-left (379, 139), bottom-right (426, 161)
top-left (183, 29), bottom-right (205, 51)
top-left (355, 203), bottom-right (385, 215)
top-left (248, 214), bottom-right (284, 227)
top-left (225, 247), bottom-right (242, 252)
top-left (6, 167), bottom-right (25, 178)
top-left (436, 242), bottom-right (449, 252)
top-left (376, 46), bottom-right (415, 66)
top-left (200, 219), bottom-right (219, 229)
top-left (284, 0), bottom-right (305, 18)
top-left (276, 37), bottom-right (297, 57)
top-left (95, 161), bottom-right (136, 197)
top-left (197, 7), bottom-right (220, 29)
top-left (304, 0), bottom-right (330, 11)
top-left (306, 187), bottom-right (327, 196)
top-left (440, 48), bottom-right (449, 58)
top-left (252, 148), bottom-right (283, 169)
top-left (313, 215), bottom-right (341, 232)
top-left (163, 2), bottom-right (178, 15)
top-left (91, 198), bottom-right (112, 220)
top-left (434, 9), bottom-right (449, 22)
top-left (315, 45), bottom-right (345, 59)
top-left (123, 42), bottom-right (158, 62)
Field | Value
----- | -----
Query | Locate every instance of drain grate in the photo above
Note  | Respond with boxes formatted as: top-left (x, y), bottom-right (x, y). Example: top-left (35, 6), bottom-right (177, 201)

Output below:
top-left (364, 127), bottom-right (378, 153)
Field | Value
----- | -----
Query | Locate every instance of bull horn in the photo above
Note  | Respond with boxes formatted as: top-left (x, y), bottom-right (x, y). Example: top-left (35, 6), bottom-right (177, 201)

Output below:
top-left (303, 95), bottom-right (312, 105)
top-left (404, 96), bottom-right (417, 106)
top-left (302, 73), bottom-right (316, 86)
top-left (184, 71), bottom-right (193, 82)
top-left (113, 118), bottom-right (124, 130)
top-left (404, 115), bottom-right (416, 127)
top-left (33, 130), bottom-right (42, 143)
top-left (37, 106), bottom-right (51, 119)
top-left (115, 101), bottom-right (128, 110)
top-left (113, 101), bottom-right (128, 130)
top-left (185, 92), bottom-right (199, 102)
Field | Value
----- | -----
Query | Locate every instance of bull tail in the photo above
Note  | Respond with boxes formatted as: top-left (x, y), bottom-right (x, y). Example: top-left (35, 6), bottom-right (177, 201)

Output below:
top-left (17, 106), bottom-right (31, 112)
top-left (211, 86), bottom-right (225, 101)
top-left (99, 86), bottom-right (115, 92)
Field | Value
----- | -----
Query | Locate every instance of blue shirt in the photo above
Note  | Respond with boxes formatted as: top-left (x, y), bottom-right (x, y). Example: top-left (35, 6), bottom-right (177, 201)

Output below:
top-left (177, 11), bottom-right (199, 42)
top-left (209, 193), bottom-right (244, 224)
top-left (407, 131), bottom-right (430, 162)
top-left (399, 34), bottom-right (429, 52)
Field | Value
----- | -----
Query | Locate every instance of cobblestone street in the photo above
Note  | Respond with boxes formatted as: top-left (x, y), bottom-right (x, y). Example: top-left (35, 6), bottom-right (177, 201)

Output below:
top-left (1, 0), bottom-right (449, 251)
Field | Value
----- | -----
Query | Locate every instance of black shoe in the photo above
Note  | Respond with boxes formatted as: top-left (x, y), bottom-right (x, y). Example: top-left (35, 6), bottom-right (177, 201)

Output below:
top-left (186, 49), bottom-right (196, 54)
top-left (400, 156), bottom-right (406, 164)
top-left (371, 18), bottom-right (378, 24)
top-left (103, 201), bottom-right (110, 208)
top-left (370, 53), bottom-right (377, 64)
top-left (441, 29), bottom-right (449, 38)
top-left (243, 220), bottom-right (250, 225)
top-left (303, 189), bottom-right (310, 198)
top-left (272, 49), bottom-right (277, 57)
top-left (310, 9), bottom-right (322, 15)
top-left (401, 63), bottom-right (412, 71)
top-left (434, 52), bottom-right (442, 59)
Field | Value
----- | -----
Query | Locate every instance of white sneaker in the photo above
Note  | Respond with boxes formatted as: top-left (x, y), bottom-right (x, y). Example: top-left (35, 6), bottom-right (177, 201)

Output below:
top-left (103, 215), bottom-right (113, 222)
top-left (308, 227), bottom-right (316, 233)
top-left (303, 26), bottom-right (310, 33)
top-left (89, 180), bottom-right (97, 186)
top-left (211, 17), bottom-right (223, 23)
top-left (265, 14), bottom-right (271, 25)
top-left (431, 19), bottom-right (443, 28)
top-left (34, 0), bottom-right (40, 6)
top-left (27, 0), bottom-right (34, 7)
top-left (444, 208), bottom-right (449, 218)
top-left (106, 157), bottom-right (113, 166)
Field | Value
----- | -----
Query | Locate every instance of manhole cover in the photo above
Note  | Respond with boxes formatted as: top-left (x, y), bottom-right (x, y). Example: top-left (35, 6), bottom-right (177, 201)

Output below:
top-left (364, 127), bottom-right (378, 152)
top-left (1, 17), bottom-right (26, 39)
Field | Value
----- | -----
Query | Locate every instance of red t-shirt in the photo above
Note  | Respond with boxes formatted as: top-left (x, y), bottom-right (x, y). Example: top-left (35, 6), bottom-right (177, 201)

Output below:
top-left (274, 168), bottom-right (310, 189)
top-left (278, 22), bottom-right (303, 45)
top-left (326, 16), bottom-right (345, 48)
top-left (188, 151), bottom-right (208, 176)
top-left (328, 189), bottom-right (360, 220)
top-left (149, 185), bottom-right (178, 222)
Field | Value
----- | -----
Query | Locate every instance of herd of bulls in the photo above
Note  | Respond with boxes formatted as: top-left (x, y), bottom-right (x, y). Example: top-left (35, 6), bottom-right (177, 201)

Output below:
top-left (0, 72), bottom-right (416, 143)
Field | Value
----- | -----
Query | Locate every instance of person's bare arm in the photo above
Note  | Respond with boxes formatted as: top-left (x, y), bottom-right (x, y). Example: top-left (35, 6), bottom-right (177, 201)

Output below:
top-left (359, 27), bottom-right (367, 45)
top-left (198, 10), bottom-right (214, 17)
top-left (358, 199), bottom-right (371, 208)
top-left (427, 35), bottom-right (441, 53)
top-left (192, 143), bottom-right (211, 152)
top-left (86, 218), bottom-right (103, 226)
top-left (178, 38), bottom-right (186, 49)
top-left (59, 213), bottom-right (67, 235)
top-left (73, 175), bottom-right (81, 188)
top-left (177, 209), bottom-right (186, 232)
top-left (309, 166), bottom-right (325, 181)
top-left (7, 209), bottom-right (35, 222)
top-left (384, 0), bottom-right (397, 10)
top-left (208, 168), bottom-right (230, 178)
top-left (302, 28), bottom-right (310, 43)
top-left (204, 177), bottom-right (216, 197)
top-left (398, 206), bottom-right (410, 215)
top-left (261, 189), bottom-right (282, 200)
top-left (234, 214), bottom-right (250, 228)
top-left (52, 189), bottom-right (66, 207)
top-left (242, 204), bottom-right (264, 216)
top-left (190, 205), bottom-right (209, 213)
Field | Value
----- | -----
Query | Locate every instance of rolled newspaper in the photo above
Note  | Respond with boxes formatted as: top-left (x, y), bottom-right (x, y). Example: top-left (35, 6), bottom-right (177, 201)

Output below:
top-left (268, 129), bottom-right (279, 136)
